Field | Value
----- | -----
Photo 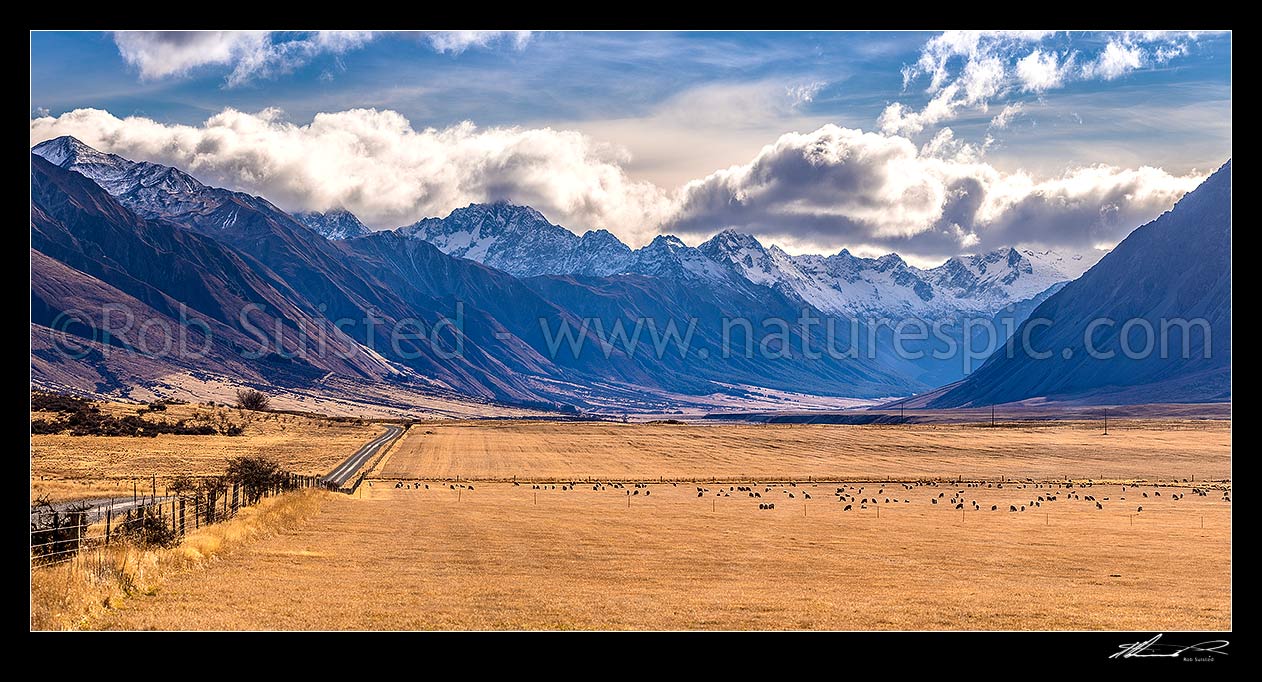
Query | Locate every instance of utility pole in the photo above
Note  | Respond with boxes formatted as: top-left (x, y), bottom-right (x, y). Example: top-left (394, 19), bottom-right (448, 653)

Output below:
top-left (1104, 409), bottom-right (1109, 436)
top-left (991, 405), bottom-right (995, 428)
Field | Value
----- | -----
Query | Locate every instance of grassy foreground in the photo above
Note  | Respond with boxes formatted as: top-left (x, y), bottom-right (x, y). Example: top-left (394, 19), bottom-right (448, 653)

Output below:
top-left (31, 489), bottom-right (327, 630)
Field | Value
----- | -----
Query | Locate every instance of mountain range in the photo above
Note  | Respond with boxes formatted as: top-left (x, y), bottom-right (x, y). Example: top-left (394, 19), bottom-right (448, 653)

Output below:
top-left (397, 200), bottom-right (1094, 319)
top-left (29, 137), bottom-right (911, 409)
top-left (30, 136), bottom-right (1229, 412)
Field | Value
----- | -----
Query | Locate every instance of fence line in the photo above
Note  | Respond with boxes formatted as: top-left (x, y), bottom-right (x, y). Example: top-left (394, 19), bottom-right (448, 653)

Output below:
top-left (30, 473), bottom-right (325, 566)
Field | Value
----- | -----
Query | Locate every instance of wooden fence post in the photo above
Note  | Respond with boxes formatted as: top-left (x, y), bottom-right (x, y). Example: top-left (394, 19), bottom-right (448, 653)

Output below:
top-left (233, 483), bottom-right (239, 514)
top-left (105, 501), bottom-right (113, 545)
top-left (179, 498), bottom-right (186, 536)
top-left (194, 495), bottom-right (200, 529)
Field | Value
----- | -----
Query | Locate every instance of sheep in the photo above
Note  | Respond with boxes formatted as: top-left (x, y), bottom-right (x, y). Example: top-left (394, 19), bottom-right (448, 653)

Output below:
top-left (804, 493), bottom-right (811, 499)
top-left (955, 503), bottom-right (964, 510)
top-left (931, 498), bottom-right (938, 505)
top-left (844, 504), bottom-right (852, 511)
top-left (1009, 505), bottom-right (1017, 512)
top-left (991, 505), bottom-right (998, 511)
top-left (1096, 502), bottom-right (1103, 509)
top-left (1137, 506), bottom-right (1143, 513)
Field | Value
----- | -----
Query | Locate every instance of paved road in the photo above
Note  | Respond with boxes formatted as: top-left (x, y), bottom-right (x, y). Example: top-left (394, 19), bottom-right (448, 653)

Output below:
top-left (322, 424), bottom-right (405, 486)
top-left (31, 496), bottom-right (172, 527)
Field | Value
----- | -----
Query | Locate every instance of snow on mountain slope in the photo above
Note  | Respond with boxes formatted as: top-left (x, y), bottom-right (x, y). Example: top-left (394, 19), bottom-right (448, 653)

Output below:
top-left (396, 202), bottom-right (633, 277)
top-left (293, 208), bottom-right (372, 240)
top-left (33, 135), bottom-right (294, 232)
top-left (700, 229), bottom-right (1097, 318)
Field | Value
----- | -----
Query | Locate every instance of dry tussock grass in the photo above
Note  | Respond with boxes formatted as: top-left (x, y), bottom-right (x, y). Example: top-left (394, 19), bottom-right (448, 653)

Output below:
top-left (31, 489), bottom-right (326, 630)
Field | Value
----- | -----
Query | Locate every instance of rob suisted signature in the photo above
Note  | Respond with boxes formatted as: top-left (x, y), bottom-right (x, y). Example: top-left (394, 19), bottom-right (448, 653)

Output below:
top-left (1110, 634), bottom-right (1229, 660)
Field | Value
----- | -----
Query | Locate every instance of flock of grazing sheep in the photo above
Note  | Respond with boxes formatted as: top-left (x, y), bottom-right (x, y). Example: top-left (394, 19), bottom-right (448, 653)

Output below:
top-left (384, 477), bottom-right (1231, 516)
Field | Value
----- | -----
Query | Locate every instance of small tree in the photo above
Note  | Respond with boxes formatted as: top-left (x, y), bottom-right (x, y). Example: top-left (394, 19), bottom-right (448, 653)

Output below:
top-left (168, 474), bottom-right (198, 498)
top-left (226, 455), bottom-right (284, 504)
top-left (235, 388), bottom-right (270, 411)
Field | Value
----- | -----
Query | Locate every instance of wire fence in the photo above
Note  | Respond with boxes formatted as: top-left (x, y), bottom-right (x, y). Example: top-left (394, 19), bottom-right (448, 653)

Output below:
top-left (30, 473), bottom-right (326, 566)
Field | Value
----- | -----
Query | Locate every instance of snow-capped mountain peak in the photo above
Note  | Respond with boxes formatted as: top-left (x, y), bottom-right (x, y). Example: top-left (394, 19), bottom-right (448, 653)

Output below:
top-left (293, 208), bottom-right (372, 240)
top-left (395, 202), bottom-right (636, 277)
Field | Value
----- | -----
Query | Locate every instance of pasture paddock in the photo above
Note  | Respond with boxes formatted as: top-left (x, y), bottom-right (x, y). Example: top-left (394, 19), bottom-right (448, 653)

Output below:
top-left (95, 419), bottom-right (1231, 630)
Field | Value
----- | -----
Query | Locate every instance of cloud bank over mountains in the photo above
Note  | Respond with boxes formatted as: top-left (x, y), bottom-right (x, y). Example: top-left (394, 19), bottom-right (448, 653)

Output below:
top-left (31, 106), bottom-right (1202, 261)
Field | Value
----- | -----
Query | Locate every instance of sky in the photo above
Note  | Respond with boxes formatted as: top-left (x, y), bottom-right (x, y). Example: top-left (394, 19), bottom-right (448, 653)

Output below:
top-left (29, 30), bottom-right (1231, 266)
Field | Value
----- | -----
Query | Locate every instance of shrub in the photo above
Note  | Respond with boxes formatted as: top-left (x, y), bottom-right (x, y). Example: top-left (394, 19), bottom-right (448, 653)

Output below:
top-left (31, 419), bottom-right (64, 435)
top-left (235, 389), bottom-right (270, 412)
top-left (114, 508), bottom-right (179, 548)
top-left (168, 474), bottom-right (198, 497)
top-left (31, 391), bottom-right (97, 413)
top-left (226, 455), bottom-right (285, 504)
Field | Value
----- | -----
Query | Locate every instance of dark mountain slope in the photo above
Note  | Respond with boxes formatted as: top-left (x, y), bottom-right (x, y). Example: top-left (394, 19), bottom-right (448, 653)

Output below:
top-left (928, 161), bottom-right (1231, 407)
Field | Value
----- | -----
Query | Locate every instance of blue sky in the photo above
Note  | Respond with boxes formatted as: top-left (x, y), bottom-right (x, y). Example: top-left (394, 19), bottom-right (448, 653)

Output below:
top-left (29, 31), bottom-right (1231, 263)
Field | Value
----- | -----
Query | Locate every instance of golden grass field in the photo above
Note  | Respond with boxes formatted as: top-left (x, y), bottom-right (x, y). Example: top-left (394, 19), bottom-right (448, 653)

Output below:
top-left (74, 418), bottom-right (1231, 631)
top-left (31, 402), bottom-right (384, 501)
top-left (95, 478), bottom-right (1230, 630)
top-left (378, 419), bottom-right (1231, 482)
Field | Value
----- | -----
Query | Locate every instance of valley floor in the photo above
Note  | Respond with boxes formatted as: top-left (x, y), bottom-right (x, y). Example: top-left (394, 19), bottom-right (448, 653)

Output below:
top-left (87, 419), bottom-right (1230, 631)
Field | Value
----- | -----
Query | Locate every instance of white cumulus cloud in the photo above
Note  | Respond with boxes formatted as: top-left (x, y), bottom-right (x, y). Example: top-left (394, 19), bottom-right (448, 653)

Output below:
top-left (1081, 39), bottom-right (1145, 80)
top-left (1016, 49), bottom-right (1070, 92)
top-left (989, 102), bottom-right (1024, 129)
top-left (30, 107), bottom-right (672, 245)
top-left (425, 31), bottom-right (533, 54)
top-left (883, 31), bottom-right (1204, 137)
top-left (111, 30), bottom-right (530, 86)
top-left (665, 124), bottom-right (1205, 258)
